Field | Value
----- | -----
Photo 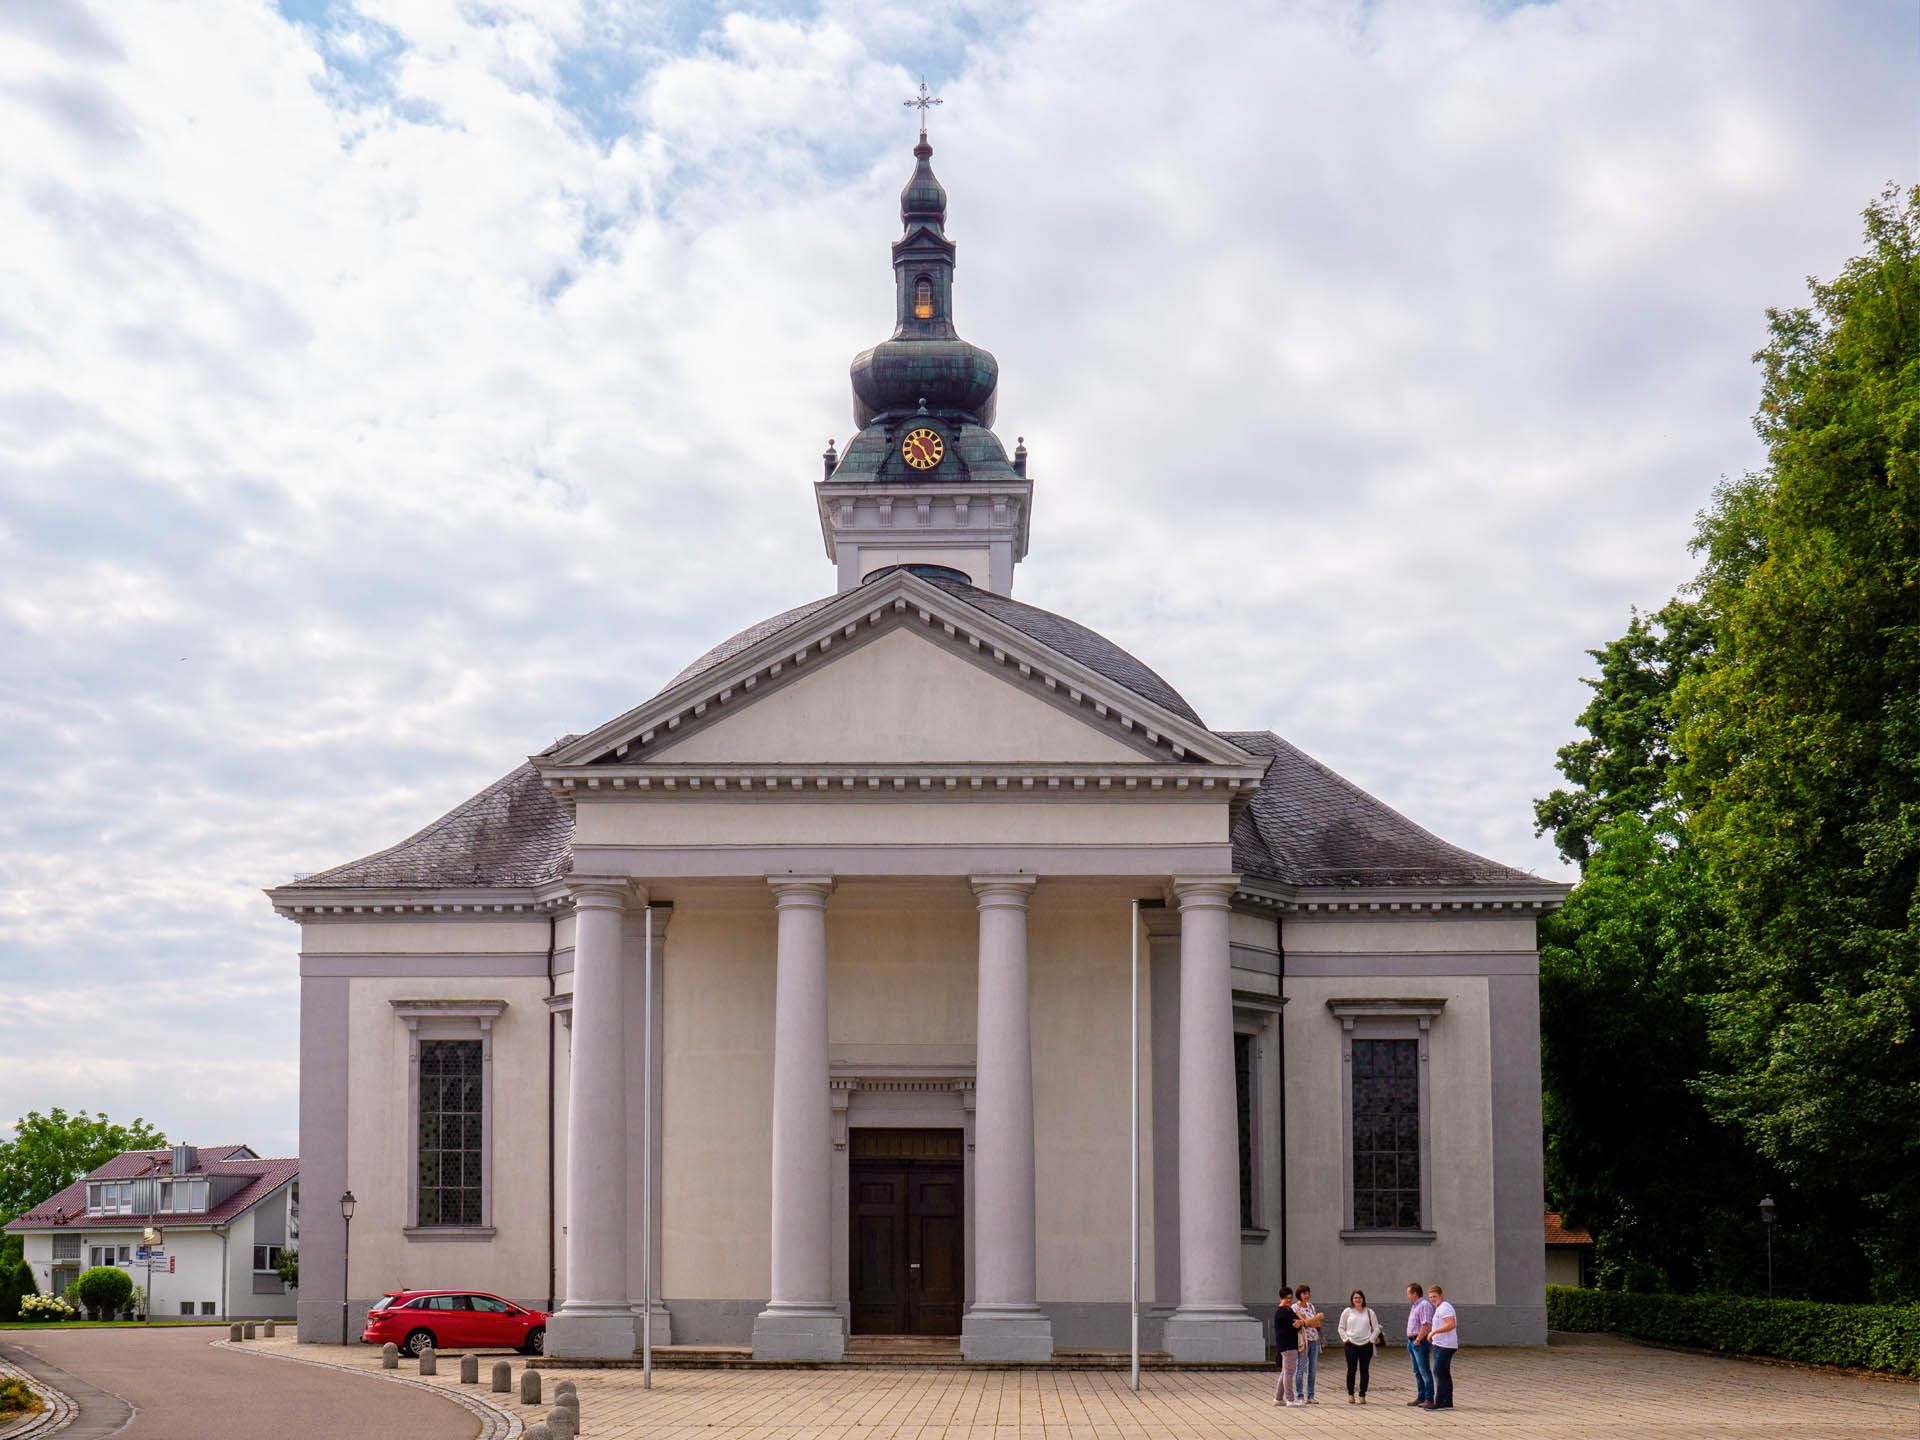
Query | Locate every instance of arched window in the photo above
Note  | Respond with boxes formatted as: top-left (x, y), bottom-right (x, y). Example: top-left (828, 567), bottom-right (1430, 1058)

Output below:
top-left (913, 276), bottom-right (934, 320)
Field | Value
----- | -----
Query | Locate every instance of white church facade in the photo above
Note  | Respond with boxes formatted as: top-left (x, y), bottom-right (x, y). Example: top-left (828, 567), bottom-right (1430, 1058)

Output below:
top-left (271, 130), bottom-right (1563, 1362)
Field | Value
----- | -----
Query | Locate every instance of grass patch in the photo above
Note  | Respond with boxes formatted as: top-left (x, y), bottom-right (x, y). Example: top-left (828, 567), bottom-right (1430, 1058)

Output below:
top-left (0, 1320), bottom-right (233, 1330)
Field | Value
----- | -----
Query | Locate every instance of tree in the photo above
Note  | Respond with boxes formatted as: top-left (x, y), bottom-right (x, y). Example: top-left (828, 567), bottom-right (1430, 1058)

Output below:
top-left (276, 1249), bottom-right (299, 1288)
top-left (1675, 185), bottom-right (1920, 1299)
top-left (74, 1265), bottom-right (132, 1321)
top-left (0, 1110), bottom-right (166, 1223)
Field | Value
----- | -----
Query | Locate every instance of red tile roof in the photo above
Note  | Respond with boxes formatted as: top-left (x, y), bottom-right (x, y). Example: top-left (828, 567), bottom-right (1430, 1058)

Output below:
top-left (4, 1147), bottom-right (298, 1232)
top-left (1545, 1210), bottom-right (1593, 1246)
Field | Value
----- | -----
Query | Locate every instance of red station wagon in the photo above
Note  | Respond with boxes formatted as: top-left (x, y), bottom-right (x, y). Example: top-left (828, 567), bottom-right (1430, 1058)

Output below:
top-left (362, 1289), bottom-right (547, 1355)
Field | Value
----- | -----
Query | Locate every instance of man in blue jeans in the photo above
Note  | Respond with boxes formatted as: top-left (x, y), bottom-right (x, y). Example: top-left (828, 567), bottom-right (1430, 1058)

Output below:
top-left (1292, 1285), bottom-right (1324, 1403)
top-left (1404, 1282), bottom-right (1433, 1406)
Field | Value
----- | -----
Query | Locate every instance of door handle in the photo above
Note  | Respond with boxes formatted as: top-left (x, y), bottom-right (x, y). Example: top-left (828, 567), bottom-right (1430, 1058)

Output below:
top-left (909, 1263), bottom-right (921, 1269)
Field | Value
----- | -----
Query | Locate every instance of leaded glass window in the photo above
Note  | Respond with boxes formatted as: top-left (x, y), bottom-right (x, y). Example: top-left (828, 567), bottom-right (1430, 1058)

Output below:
top-left (914, 276), bottom-right (934, 319)
top-left (1351, 1038), bottom-right (1420, 1230)
top-left (418, 1039), bottom-right (483, 1226)
top-left (1234, 1032), bottom-right (1255, 1229)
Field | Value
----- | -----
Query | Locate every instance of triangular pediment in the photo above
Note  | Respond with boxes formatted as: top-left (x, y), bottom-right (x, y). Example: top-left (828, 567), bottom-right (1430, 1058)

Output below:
top-left (542, 571), bottom-right (1258, 775)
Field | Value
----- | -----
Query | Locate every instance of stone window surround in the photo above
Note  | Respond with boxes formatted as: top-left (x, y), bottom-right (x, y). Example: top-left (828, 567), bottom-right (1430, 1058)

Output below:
top-left (390, 998), bottom-right (506, 1242)
top-left (1232, 992), bottom-right (1284, 1242)
top-left (1328, 997), bottom-right (1446, 1244)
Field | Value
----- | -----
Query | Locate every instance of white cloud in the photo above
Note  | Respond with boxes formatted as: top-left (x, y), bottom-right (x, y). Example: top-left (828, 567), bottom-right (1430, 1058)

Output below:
top-left (0, 0), bottom-right (1910, 1151)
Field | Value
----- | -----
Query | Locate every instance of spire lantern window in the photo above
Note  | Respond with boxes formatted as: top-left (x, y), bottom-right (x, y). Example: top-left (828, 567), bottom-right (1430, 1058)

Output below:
top-left (914, 276), bottom-right (934, 320)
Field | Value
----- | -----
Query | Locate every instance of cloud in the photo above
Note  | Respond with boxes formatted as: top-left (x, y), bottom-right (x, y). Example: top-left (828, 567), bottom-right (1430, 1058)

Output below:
top-left (0, 0), bottom-right (1911, 1151)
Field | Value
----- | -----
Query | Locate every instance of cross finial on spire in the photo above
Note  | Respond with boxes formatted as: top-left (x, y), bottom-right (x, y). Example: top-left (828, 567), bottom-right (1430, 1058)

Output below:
top-left (904, 78), bottom-right (942, 139)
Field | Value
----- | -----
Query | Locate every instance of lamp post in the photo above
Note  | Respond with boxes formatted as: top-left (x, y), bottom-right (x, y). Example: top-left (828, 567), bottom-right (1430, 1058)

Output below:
top-left (339, 1190), bottom-right (356, 1345)
top-left (1758, 1194), bottom-right (1776, 1299)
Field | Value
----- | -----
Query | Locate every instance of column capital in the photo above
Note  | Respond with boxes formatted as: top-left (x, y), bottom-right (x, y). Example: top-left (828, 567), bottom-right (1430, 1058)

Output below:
top-left (1139, 901), bottom-right (1182, 940)
top-left (1170, 874), bottom-right (1239, 911)
top-left (767, 875), bottom-right (834, 908)
top-left (569, 875), bottom-right (637, 911)
top-left (970, 875), bottom-right (1038, 908)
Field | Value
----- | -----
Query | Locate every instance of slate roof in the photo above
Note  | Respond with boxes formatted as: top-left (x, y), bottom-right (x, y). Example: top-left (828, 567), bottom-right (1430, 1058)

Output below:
top-left (293, 741), bottom-right (577, 890)
top-left (671, 579), bottom-right (1203, 724)
top-left (1219, 729), bottom-right (1544, 889)
top-left (6, 1147), bottom-right (299, 1232)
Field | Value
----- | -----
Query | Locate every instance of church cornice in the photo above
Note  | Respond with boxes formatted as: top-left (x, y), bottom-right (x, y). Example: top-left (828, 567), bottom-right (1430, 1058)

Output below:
top-left (1232, 878), bottom-right (1569, 915)
top-left (539, 569), bottom-right (1255, 776)
top-left (267, 884), bottom-right (573, 921)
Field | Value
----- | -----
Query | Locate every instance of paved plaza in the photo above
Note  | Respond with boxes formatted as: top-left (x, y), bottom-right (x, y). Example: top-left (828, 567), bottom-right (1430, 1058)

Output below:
top-left (243, 1330), bottom-right (1915, 1439)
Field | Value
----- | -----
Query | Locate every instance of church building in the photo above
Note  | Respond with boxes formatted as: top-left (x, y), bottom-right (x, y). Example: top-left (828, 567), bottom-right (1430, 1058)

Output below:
top-left (271, 128), bottom-right (1562, 1362)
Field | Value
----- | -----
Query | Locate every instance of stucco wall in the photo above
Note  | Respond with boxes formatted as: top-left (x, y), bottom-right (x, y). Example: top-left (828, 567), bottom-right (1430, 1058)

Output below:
top-left (654, 627), bottom-right (1143, 764)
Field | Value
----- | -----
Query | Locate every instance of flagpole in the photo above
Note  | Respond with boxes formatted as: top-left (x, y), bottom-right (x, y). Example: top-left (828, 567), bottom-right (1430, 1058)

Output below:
top-left (642, 903), bottom-right (654, 1390)
top-left (1129, 898), bottom-right (1141, 1393)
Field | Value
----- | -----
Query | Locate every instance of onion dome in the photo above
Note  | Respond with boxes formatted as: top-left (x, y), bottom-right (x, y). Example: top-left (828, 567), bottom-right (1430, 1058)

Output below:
top-left (847, 131), bottom-right (1000, 428)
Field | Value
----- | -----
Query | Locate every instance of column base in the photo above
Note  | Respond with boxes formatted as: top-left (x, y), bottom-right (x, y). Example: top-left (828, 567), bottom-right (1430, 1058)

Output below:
top-left (750, 1302), bottom-right (845, 1361)
top-left (1163, 1304), bottom-right (1265, 1362)
top-left (631, 1301), bottom-right (672, 1349)
top-left (960, 1303), bottom-right (1055, 1362)
top-left (549, 1303), bottom-right (639, 1360)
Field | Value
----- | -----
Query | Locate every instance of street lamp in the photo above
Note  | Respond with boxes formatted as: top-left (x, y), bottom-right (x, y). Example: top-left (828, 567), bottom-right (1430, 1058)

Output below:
top-left (1758, 1195), bottom-right (1776, 1299)
top-left (339, 1190), bottom-right (357, 1345)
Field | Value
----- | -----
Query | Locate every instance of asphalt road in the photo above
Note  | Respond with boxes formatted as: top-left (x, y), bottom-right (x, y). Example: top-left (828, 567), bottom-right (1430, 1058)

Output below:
top-left (0, 1326), bottom-right (478, 1440)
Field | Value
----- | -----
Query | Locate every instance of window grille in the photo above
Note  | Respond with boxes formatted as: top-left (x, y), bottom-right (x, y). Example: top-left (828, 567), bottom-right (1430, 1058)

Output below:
top-left (417, 1038), bottom-right (484, 1226)
top-left (1351, 1038), bottom-right (1421, 1230)
top-left (1234, 1033), bottom-right (1256, 1230)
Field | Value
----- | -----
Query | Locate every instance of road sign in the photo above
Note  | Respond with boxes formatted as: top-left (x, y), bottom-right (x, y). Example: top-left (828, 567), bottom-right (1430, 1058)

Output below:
top-left (135, 1247), bottom-right (166, 1261)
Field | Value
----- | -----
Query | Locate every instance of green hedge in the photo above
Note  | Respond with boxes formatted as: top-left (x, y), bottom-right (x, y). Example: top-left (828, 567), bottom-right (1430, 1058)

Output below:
top-left (1548, 1285), bottom-right (1920, 1376)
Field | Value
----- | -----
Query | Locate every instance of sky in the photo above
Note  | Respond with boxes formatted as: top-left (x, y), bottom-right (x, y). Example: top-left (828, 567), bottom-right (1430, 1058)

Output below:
top-left (0, 0), bottom-right (1913, 1159)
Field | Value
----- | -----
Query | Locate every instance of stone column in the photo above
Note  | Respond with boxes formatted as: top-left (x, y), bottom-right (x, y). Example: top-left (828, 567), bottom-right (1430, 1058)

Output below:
top-left (549, 877), bottom-right (636, 1359)
top-left (751, 877), bottom-right (844, 1360)
top-left (1162, 876), bottom-right (1265, 1361)
top-left (1141, 903), bottom-right (1183, 1342)
top-left (626, 902), bottom-right (672, 1348)
top-left (960, 876), bottom-right (1053, 1361)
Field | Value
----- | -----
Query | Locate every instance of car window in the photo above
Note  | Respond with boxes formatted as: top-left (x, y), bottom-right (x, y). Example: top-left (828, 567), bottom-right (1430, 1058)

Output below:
top-left (370, 1297), bottom-right (395, 1311)
top-left (425, 1295), bottom-right (469, 1311)
top-left (470, 1296), bottom-right (514, 1314)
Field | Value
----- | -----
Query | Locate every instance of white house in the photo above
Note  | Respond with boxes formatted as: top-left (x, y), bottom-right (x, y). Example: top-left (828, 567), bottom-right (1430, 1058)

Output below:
top-left (270, 129), bottom-right (1564, 1362)
top-left (6, 1144), bottom-right (299, 1321)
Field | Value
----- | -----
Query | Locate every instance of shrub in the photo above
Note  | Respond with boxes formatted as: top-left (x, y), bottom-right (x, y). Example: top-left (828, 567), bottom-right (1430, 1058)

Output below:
top-left (276, 1249), bottom-right (298, 1288)
top-left (74, 1265), bottom-right (133, 1320)
top-left (19, 1294), bottom-right (74, 1322)
top-left (0, 1376), bottom-right (37, 1414)
top-left (0, 1263), bottom-right (17, 1322)
top-left (15, 1261), bottom-right (36, 1299)
top-left (1547, 1286), bottom-right (1920, 1376)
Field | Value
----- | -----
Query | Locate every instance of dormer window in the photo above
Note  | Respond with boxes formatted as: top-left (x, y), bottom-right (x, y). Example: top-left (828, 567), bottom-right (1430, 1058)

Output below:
top-left (913, 276), bottom-right (933, 320)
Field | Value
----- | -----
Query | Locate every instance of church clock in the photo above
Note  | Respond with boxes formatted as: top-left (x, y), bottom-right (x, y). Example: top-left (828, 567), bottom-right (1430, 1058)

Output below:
top-left (901, 427), bottom-right (944, 470)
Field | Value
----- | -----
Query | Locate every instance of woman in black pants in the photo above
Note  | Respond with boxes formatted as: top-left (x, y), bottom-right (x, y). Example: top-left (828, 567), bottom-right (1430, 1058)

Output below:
top-left (1336, 1289), bottom-right (1383, 1403)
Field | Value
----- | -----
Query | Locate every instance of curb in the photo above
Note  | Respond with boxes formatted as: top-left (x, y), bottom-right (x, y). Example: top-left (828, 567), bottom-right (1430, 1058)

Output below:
top-left (215, 1341), bottom-right (523, 1438)
top-left (0, 1354), bottom-right (76, 1440)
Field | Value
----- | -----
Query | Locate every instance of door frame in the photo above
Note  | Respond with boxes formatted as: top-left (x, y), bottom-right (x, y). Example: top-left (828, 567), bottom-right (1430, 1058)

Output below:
top-left (829, 1065), bottom-right (975, 1322)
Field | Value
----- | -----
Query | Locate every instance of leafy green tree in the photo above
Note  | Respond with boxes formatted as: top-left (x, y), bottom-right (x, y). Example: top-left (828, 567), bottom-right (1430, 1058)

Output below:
top-left (74, 1265), bottom-right (132, 1320)
top-left (1676, 185), bottom-right (1920, 1299)
top-left (0, 1110), bottom-right (166, 1224)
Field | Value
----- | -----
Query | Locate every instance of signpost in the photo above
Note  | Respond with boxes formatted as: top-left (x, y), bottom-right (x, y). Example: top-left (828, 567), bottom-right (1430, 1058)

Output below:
top-left (141, 1227), bottom-right (163, 1325)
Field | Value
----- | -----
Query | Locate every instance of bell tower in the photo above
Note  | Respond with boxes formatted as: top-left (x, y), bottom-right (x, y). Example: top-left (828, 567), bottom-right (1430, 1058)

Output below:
top-left (815, 111), bottom-right (1032, 596)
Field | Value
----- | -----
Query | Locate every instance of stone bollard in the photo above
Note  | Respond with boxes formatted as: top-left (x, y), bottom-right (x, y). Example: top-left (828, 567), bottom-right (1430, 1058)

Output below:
top-left (459, 1352), bottom-right (479, 1384)
top-left (242, 1322), bottom-right (256, 1340)
top-left (418, 1347), bottom-right (437, 1376)
top-left (553, 1379), bottom-right (577, 1400)
top-left (547, 1406), bottom-right (577, 1440)
top-left (229, 1323), bottom-right (243, 1342)
top-left (524, 1425), bottom-right (551, 1440)
top-left (519, 1368), bottom-right (542, 1405)
top-left (381, 1343), bottom-right (400, 1370)
top-left (263, 1321), bottom-right (275, 1338)
top-left (491, 1360), bottom-right (512, 1393)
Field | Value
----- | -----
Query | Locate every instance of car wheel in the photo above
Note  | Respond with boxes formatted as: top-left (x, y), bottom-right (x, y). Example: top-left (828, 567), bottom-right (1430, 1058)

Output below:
top-left (521, 1326), bottom-right (545, 1356)
top-left (402, 1327), bottom-right (436, 1357)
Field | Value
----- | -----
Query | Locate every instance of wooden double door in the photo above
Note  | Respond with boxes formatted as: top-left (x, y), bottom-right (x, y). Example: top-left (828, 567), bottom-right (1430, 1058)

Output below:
top-left (849, 1128), bottom-right (964, 1336)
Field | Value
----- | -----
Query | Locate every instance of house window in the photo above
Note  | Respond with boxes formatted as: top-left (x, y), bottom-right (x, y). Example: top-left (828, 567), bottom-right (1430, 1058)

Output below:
top-left (1329, 997), bottom-right (1445, 1239)
top-left (1352, 1039), bottom-right (1421, 1230)
top-left (52, 1234), bottom-right (80, 1262)
top-left (418, 1039), bottom-right (484, 1227)
top-left (1234, 1033), bottom-right (1256, 1230)
top-left (179, 1301), bottom-right (195, 1316)
top-left (913, 275), bottom-right (934, 319)
top-left (201, 1301), bottom-right (216, 1316)
top-left (252, 1244), bottom-right (284, 1274)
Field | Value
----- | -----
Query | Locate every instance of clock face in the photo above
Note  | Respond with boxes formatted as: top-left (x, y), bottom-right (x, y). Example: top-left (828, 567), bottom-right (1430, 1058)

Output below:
top-left (901, 427), bottom-right (945, 470)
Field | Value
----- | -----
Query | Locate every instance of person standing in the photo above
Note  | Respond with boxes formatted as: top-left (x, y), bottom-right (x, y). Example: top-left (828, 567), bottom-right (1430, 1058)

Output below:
top-left (1337, 1290), bottom-right (1383, 1404)
top-left (1272, 1286), bottom-right (1302, 1406)
top-left (1427, 1284), bottom-right (1459, 1410)
top-left (1292, 1285), bottom-right (1324, 1404)
top-left (1404, 1282), bottom-right (1433, 1406)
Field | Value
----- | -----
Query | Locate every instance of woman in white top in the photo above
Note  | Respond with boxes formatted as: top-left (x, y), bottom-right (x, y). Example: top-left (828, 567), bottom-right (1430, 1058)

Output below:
top-left (1337, 1290), bottom-right (1384, 1404)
